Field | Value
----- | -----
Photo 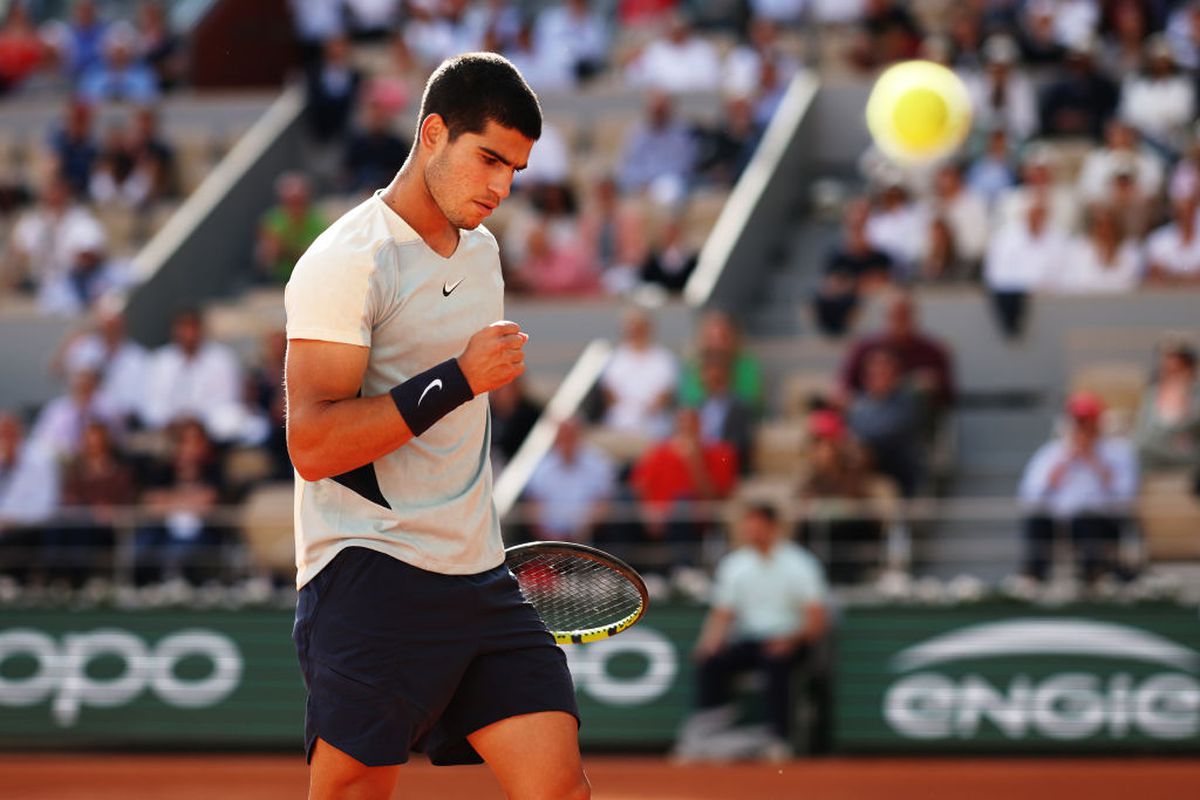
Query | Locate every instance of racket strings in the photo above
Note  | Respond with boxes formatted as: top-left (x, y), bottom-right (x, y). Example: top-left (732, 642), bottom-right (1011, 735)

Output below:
top-left (509, 551), bottom-right (643, 634)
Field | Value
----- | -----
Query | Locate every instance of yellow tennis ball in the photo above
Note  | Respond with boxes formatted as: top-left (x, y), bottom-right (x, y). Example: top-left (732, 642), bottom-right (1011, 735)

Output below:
top-left (866, 60), bottom-right (972, 163)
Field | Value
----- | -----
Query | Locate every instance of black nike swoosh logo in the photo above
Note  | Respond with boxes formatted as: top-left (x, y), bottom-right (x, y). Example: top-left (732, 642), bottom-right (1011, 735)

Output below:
top-left (443, 279), bottom-right (464, 296)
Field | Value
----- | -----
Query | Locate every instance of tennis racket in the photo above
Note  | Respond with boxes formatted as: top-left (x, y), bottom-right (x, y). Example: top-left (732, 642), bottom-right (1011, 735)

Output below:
top-left (506, 541), bottom-right (649, 645)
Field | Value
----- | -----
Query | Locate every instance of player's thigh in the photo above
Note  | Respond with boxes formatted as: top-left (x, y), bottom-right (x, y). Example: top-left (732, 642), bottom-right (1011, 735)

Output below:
top-left (468, 710), bottom-right (589, 800)
top-left (309, 737), bottom-right (402, 800)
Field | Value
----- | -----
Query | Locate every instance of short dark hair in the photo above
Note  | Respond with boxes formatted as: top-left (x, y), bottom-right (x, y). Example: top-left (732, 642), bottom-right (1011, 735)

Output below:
top-left (418, 52), bottom-right (542, 143)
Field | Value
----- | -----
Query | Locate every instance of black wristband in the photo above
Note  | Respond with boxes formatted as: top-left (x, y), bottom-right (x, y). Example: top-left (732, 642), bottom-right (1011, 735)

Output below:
top-left (390, 359), bottom-right (475, 436)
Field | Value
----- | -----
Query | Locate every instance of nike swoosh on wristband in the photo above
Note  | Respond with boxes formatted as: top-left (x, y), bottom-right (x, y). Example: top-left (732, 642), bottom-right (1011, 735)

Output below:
top-left (418, 379), bottom-right (443, 405)
top-left (443, 278), bottom-right (464, 296)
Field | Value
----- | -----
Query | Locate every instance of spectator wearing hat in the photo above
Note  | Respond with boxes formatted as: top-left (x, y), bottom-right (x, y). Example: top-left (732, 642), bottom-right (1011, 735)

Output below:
top-left (963, 35), bottom-right (1038, 143)
top-left (1018, 392), bottom-right (1138, 583)
top-left (1134, 342), bottom-right (1200, 472)
top-left (1146, 195), bottom-right (1200, 284)
top-left (78, 22), bottom-right (160, 105)
top-left (798, 409), bottom-right (883, 585)
top-left (1119, 34), bottom-right (1195, 155)
top-left (40, 216), bottom-right (130, 315)
top-left (1039, 38), bottom-right (1119, 140)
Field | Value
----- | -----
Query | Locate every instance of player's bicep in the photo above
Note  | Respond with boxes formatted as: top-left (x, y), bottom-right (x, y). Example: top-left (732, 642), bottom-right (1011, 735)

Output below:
top-left (285, 338), bottom-right (370, 417)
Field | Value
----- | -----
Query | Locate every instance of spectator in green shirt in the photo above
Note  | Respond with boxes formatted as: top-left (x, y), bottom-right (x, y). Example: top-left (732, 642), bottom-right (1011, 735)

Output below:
top-left (255, 172), bottom-right (328, 283)
top-left (677, 309), bottom-right (764, 413)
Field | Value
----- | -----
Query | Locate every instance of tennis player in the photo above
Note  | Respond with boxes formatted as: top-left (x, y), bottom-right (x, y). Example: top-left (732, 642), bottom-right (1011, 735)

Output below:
top-left (284, 53), bottom-right (587, 799)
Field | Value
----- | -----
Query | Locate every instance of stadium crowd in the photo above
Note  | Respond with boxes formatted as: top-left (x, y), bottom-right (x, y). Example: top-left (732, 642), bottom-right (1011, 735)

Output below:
top-left (0, 0), bottom-right (1198, 607)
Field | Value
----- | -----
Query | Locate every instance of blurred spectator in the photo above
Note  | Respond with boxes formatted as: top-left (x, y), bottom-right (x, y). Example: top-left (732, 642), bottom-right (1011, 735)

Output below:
top-left (343, 0), bottom-right (402, 39)
top-left (687, 349), bottom-right (754, 473)
top-left (1166, 1), bottom-right (1200, 70)
top-left (0, 412), bottom-right (59, 584)
top-left (918, 161), bottom-right (989, 269)
top-left (865, 180), bottom-right (922, 277)
top-left (79, 23), bottom-right (160, 105)
top-left (683, 504), bottom-right (828, 761)
top-left (579, 176), bottom-right (647, 295)
top-left (489, 376), bottom-right (542, 469)
top-left (966, 127), bottom-right (1018, 209)
top-left (813, 197), bottom-right (894, 336)
top-left (840, 292), bottom-right (954, 414)
top-left (799, 409), bottom-right (883, 585)
top-left (48, 99), bottom-right (98, 196)
top-left (1119, 35), bottom-right (1195, 155)
top-left (1100, 0), bottom-right (1149, 78)
top-left (28, 366), bottom-right (119, 461)
top-left (625, 12), bottom-right (720, 94)
top-left (1016, 0), bottom-right (1067, 65)
top-left (847, 0), bottom-right (922, 71)
top-left (48, 420), bottom-right (134, 587)
top-left (995, 147), bottom-right (1079, 235)
top-left (846, 348), bottom-right (923, 497)
top-left (503, 182), bottom-right (598, 295)
top-left (305, 34), bottom-right (361, 142)
top-left (403, 1), bottom-right (480, 69)
top-left (0, 1), bottom-right (43, 94)
top-left (61, 304), bottom-right (148, 426)
top-left (134, 0), bottom-right (183, 92)
top-left (525, 417), bottom-right (615, 543)
top-left (1146, 196), bottom-right (1200, 284)
top-left (512, 122), bottom-right (569, 187)
top-left (41, 218), bottom-right (129, 315)
top-left (256, 172), bottom-right (327, 284)
top-left (135, 418), bottom-right (226, 585)
top-left (466, 0), bottom-right (522, 55)
top-left (342, 94), bottom-right (409, 194)
top-left (1039, 41), bottom-right (1119, 140)
top-left (1052, 204), bottom-right (1142, 294)
top-left (640, 217), bottom-right (697, 293)
top-left (691, 95), bottom-right (759, 187)
top-left (289, 0), bottom-right (344, 65)
top-left (89, 117), bottom-right (152, 209)
top-left (600, 306), bottom-right (678, 439)
top-left (617, 0), bottom-right (678, 27)
top-left (984, 199), bottom-right (1068, 337)
top-left (534, 0), bottom-right (609, 84)
top-left (66, 0), bottom-right (107, 80)
top-left (630, 407), bottom-right (739, 566)
top-left (1078, 119), bottom-right (1164, 204)
top-left (914, 215), bottom-right (965, 284)
top-left (1134, 341), bottom-right (1200, 471)
top-left (679, 309), bottom-right (764, 414)
top-left (5, 173), bottom-right (106, 305)
top-left (1036, 0), bottom-right (1099, 52)
top-left (1168, 130), bottom-right (1200, 203)
top-left (501, 18), bottom-right (571, 92)
top-left (723, 18), bottom-right (798, 103)
top-left (1018, 392), bottom-right (1138, 583)
top-left (127, 105), bottom-right (177, 203)
top-left (963, 35), bottom-right (1038, 143)
top-left (248, 329), bottom-right (290, 479)
top-left (141, 307), bottom-right (247, 443)
top-left (617, 91), bottom-right (697, 200)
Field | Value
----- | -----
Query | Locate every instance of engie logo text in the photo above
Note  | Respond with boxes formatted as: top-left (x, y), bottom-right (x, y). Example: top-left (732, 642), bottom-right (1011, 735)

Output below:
top-left (883, 618), bottom-right (1200, 741)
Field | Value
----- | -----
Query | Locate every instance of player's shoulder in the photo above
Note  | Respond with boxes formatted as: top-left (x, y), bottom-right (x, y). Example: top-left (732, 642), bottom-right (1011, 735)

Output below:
top-left (465, 223), bottom-right (500, 253)
top-left (289, 194), bottom-right (399, 284)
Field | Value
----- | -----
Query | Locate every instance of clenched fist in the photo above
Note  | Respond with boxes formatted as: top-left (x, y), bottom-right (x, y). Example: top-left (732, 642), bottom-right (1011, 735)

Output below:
top-left (457, 320), bottom-right (529, 396)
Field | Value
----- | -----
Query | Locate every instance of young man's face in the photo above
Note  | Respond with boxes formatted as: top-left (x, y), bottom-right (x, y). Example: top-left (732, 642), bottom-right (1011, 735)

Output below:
top-left (424, 118), bottom-right (534, 230)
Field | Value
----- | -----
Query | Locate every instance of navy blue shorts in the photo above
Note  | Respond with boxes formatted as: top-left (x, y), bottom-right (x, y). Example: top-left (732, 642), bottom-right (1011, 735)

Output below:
top-left (293, 546), bottom-right (579, 767)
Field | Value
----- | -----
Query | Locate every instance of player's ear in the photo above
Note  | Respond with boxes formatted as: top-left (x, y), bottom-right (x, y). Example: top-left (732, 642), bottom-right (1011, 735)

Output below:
top-left (419, 113), bottom-right (448, 152)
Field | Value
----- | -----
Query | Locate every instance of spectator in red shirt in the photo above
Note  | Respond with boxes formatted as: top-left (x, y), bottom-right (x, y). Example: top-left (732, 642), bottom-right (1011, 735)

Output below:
top-left (630, 407), bottom-right (738, 572)
top-left (0, 2), bottom-right (43, 94)
top-left (838, 291), bottom-right (955, 415)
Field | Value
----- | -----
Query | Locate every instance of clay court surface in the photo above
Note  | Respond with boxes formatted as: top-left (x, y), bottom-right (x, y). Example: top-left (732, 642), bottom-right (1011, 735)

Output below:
top-left (2, 754), bottom-right (1199, 799)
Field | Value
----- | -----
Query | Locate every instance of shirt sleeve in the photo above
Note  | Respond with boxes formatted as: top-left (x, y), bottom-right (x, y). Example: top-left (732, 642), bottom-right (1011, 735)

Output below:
top-left (710, 557), bottom-right (739, 610)
top-left (284, 237), bottom-right (382, 347)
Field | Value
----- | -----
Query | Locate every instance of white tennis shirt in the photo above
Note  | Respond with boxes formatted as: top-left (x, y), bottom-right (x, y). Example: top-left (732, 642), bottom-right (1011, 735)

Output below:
top-left (711, 542), bottom-right (828, 641)
top-left (285, 191), bottom-right (506, 588)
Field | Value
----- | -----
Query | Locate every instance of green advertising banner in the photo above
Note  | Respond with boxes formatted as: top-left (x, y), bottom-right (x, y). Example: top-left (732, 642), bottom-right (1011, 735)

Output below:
top-left (835, 604), bottom-right (1200, 753)
top-left (0, 605), bottom-right (704, 750)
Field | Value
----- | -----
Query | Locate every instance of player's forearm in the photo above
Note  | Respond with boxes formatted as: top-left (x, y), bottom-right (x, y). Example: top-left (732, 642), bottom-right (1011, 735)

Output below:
top-left (287, 394), bottom-right (415, 482)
